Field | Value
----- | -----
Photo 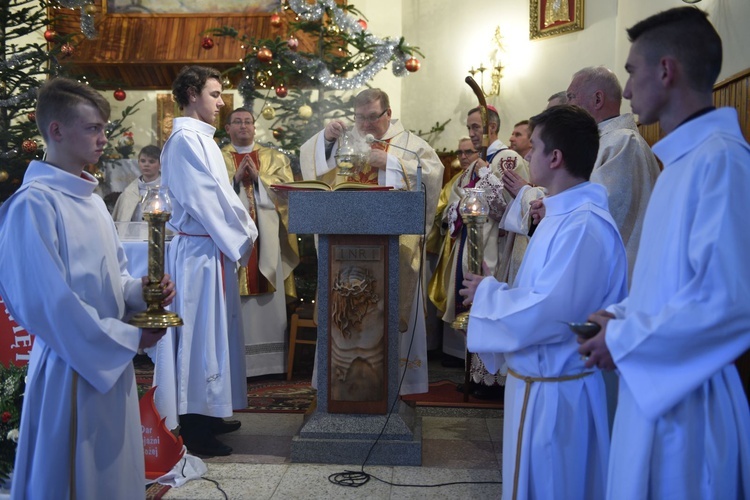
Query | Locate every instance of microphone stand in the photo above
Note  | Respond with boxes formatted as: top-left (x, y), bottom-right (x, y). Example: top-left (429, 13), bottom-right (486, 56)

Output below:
top-left (365, 135), bottom-right (422, 192)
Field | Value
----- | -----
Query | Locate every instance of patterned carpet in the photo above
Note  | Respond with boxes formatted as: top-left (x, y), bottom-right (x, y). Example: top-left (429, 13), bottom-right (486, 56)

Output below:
top-left (134, 356), bottom-right (315, 413)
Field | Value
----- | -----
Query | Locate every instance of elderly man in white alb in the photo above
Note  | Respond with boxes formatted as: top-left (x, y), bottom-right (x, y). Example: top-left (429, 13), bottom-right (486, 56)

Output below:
top-left (299, 88), bottom-right (443, 395)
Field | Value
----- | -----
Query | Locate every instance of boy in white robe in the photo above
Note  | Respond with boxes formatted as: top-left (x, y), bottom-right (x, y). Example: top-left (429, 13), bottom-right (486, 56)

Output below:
top-left (461, 105), bottom-right (628, 500)
top-left (580, 7), bottom-right (750, 499)
top-left (112, 145), bottom-right (162, 222)
top-left (0, 78), bottom-right (174, 500)
top-left (155, 66), bottom-right (258, 457)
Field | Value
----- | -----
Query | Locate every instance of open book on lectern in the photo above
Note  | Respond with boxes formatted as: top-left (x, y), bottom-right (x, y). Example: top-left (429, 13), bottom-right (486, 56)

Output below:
top-left (270, 180), bottom-right (393, 191)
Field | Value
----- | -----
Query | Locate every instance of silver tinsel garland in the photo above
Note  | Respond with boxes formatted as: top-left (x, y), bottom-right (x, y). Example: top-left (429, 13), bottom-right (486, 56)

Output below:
top-left (271, 0), bottom-right (412, 90)
top-left (56, 0), bottom-right (97, 39)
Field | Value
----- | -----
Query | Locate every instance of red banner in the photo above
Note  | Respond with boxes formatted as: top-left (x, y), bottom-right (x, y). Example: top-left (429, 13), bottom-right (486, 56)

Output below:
top-left (0, 296), bottom-right (33, 367)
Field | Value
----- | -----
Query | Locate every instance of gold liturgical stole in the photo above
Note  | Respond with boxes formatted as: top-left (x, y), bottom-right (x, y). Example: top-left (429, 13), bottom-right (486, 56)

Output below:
top-left (232, 150), bottom-right (270, 296)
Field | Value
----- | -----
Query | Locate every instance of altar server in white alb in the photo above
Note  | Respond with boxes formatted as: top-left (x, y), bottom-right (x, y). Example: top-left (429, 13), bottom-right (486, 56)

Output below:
top-left (580, 7), bottom-right (750, 499)
top-left (155, 65), bottom-right (258, 457)
top-left (0, 77), bottom-right (174, 500)
top-left (300, 88), bottom-right (443, 395)
top-left (461, 105), bottom-right (628, 500)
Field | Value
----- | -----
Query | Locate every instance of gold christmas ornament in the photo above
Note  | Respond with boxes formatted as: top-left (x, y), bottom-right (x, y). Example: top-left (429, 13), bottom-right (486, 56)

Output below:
top-left (298, 105), bottom-right (313, 120)
top-left (261, 105), bottom-right (276, 120)
top-left (0, 170), bottom-right (8, 183)
top-left (255, 71), bottom-right (269, 86)
top-left (221, 76), bottom-right (232, 89)
top-left (84, 4), bottom-right (97, 15)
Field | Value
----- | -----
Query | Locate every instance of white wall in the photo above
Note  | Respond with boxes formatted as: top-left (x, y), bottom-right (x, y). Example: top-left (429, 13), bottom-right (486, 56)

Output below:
top-left (401, 0), bottom-right (750, 152)
top-left (108, 0), bottom-right (750, 156)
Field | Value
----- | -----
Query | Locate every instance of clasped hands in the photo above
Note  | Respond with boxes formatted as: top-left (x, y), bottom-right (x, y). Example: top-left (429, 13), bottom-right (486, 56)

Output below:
top-left (234, 153), bottom-right (259, 186)
top-left (138, 274), bottom-right (176, 349)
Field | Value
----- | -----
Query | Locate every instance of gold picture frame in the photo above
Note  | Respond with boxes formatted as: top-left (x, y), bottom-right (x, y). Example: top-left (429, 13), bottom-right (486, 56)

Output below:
top-left (530, 0), bottom-right (584, 40)
top-left (156, 93), bottom-right (234, 147)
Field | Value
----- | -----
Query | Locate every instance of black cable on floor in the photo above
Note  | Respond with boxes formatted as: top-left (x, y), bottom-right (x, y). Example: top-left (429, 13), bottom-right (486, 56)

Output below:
top-left (328, 181), bottom-right (502, 490)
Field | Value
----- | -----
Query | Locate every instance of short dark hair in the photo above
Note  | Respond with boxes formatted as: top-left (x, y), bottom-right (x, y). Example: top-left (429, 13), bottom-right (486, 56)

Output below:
top-left (139, 145), bottom-right (161, 161)
top-left (172, 65), bottom-right (222, 109)
top-left (353, 88), bottom-right (390, 111)
top-left (529, 105), bottom-right (599, 180)
top-left (626, 7), bottom-right (722, 92)
top-left (468, 106), bottom-right (500, 129)
top-left (35, 77), bottom-right (111, 142)
top-left (514, 119), bottom-right (530, 128)
top-left (225, 107), bottom-right (254, 126)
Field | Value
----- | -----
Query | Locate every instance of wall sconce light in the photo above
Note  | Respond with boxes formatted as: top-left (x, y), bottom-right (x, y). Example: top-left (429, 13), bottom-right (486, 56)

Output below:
top-left (467, 27), bottom-right (504, 97)
top-left (468, 64), bottom-right (503, 97)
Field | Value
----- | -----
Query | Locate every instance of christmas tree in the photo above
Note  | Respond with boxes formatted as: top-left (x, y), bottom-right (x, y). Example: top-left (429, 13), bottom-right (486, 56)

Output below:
top-left (0, 0), bottom-right (138, 203)
top-left (205, 0), bottom-right (424, 155)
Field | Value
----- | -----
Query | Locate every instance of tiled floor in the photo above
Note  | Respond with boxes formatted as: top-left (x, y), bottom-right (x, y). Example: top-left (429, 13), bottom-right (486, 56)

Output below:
top-left (160, 354), bottom-right (505, 499)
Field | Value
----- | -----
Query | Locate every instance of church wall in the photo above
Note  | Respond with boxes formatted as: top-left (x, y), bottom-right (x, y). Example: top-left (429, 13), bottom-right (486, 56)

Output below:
top-left (100, 0), bottom-right (750, 159)
top-left (402, 0), bottom-right (750, 153)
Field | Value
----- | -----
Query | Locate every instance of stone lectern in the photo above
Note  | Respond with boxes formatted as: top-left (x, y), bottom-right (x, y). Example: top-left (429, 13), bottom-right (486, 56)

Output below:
top-left (288, 190), bottom-right (424, 466)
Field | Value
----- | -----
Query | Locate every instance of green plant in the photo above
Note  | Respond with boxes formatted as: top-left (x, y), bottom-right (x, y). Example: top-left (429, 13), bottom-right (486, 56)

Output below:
top-left (0, 363), bottom-right (27, 482)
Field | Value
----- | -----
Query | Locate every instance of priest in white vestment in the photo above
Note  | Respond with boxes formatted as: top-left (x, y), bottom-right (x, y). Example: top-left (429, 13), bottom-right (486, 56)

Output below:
top-left (463, 105), bottom-right (628, 500)
top-left (0, 78), bottom-right (174, 500)
top-left (581, 9), bottom-right (750, 499)
top-left (299, 88), bottom-right (443, 395)
top-left (155, 67), bottom-right (258, 457)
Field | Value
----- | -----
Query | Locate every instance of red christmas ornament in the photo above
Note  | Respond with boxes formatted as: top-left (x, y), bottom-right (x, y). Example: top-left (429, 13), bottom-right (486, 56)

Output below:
top-left (272, 128), bottom-right (284, 140)
top-left (113, 88), bottom-right (127, 101)
top-left (287, 36), bottom-right (299, 52)
top-left (201, 36), bottom-right (214, 50)
top-left (275, 85), bottom-right (288, 98)
top-left (405, 57), bottom-right (421, 73)
top-left (270, 12), bottom-right (282, 28)
top-left (22, 140), bottom-right (37, 154)
top-left (27, 112), bottom-right (36, 123)
top-left (1, 411), bottom-right (11, 423)
top-left (257, 47), bottom-right (273, 63)
top-left (60, 43), bottom-right (74, 57)
top-left (357, 19), bottom-right (368, 30)
top-left (44, 29), bottom-right (56, 42)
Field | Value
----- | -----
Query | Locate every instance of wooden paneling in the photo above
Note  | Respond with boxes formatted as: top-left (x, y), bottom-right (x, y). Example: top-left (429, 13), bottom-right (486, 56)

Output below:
top-left (638, 68), bottom-right (750, 146)
top-left (50, 2), bottom-right (313, 89)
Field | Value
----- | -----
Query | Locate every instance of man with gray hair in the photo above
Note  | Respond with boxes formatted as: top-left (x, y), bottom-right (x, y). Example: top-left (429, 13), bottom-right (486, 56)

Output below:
top-left (565, 65), bottom-right (660, 282)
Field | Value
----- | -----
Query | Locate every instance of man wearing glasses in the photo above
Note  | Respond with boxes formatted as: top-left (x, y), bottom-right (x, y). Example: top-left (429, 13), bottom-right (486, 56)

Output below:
top-left (222, 107), bottom-right (300, 379)
top-left (300, 88), bottom-right (443, 395)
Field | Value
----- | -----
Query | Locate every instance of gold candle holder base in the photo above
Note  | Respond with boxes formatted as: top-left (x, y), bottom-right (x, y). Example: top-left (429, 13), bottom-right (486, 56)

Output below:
top-left (129, 310), bottom-right (183, 329)
top-left (128, 211), bottom-right (183, 329)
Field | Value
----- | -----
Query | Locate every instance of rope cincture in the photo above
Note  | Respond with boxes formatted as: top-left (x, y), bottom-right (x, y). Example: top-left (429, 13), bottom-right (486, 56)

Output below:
top-left (507, 367), bottom-right (594, 500)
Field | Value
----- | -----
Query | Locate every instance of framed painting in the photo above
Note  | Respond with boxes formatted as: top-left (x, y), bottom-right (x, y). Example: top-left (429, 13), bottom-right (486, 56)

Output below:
top-left (530, 0), bottom-right (584, 40)
top-left (156, 93), bottom-right (234, 146)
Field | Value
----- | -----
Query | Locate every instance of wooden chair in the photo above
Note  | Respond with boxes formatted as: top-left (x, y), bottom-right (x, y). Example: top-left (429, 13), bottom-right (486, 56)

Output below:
top-left (287, 304), bottom-right (317, 381)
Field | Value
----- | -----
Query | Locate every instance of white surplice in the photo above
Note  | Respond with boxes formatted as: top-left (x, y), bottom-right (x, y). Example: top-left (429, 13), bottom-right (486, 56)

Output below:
top-left (468, 182), bottom-right (628, 500)
top-left (154, 117), bottom-right (257, 430)
top-left (300, 119), bottom-right (444, 395)
top-left (0, 161), bottom-right (147, 500)
top-left (503, 113), bottom-right (659, 283)
top-left (604, 108), bottom-right (750, 500)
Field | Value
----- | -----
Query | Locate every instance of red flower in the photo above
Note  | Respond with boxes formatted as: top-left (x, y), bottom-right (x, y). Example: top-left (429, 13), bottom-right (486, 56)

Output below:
top-left (1, 412), bottom-right (11, 423)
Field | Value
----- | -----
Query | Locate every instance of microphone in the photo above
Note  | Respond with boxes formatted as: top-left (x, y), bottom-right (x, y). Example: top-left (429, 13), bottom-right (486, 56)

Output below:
top-left (364, 134), bottom-right (422, 191)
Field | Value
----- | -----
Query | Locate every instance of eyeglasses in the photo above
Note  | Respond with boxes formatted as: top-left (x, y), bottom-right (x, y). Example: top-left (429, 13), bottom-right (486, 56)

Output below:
top-left (230, 119), bottom-right (254, 126)
top-left (353, 109), bottom-right (388, 123)
top-left (456, 149), bottom-right (478, 157)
